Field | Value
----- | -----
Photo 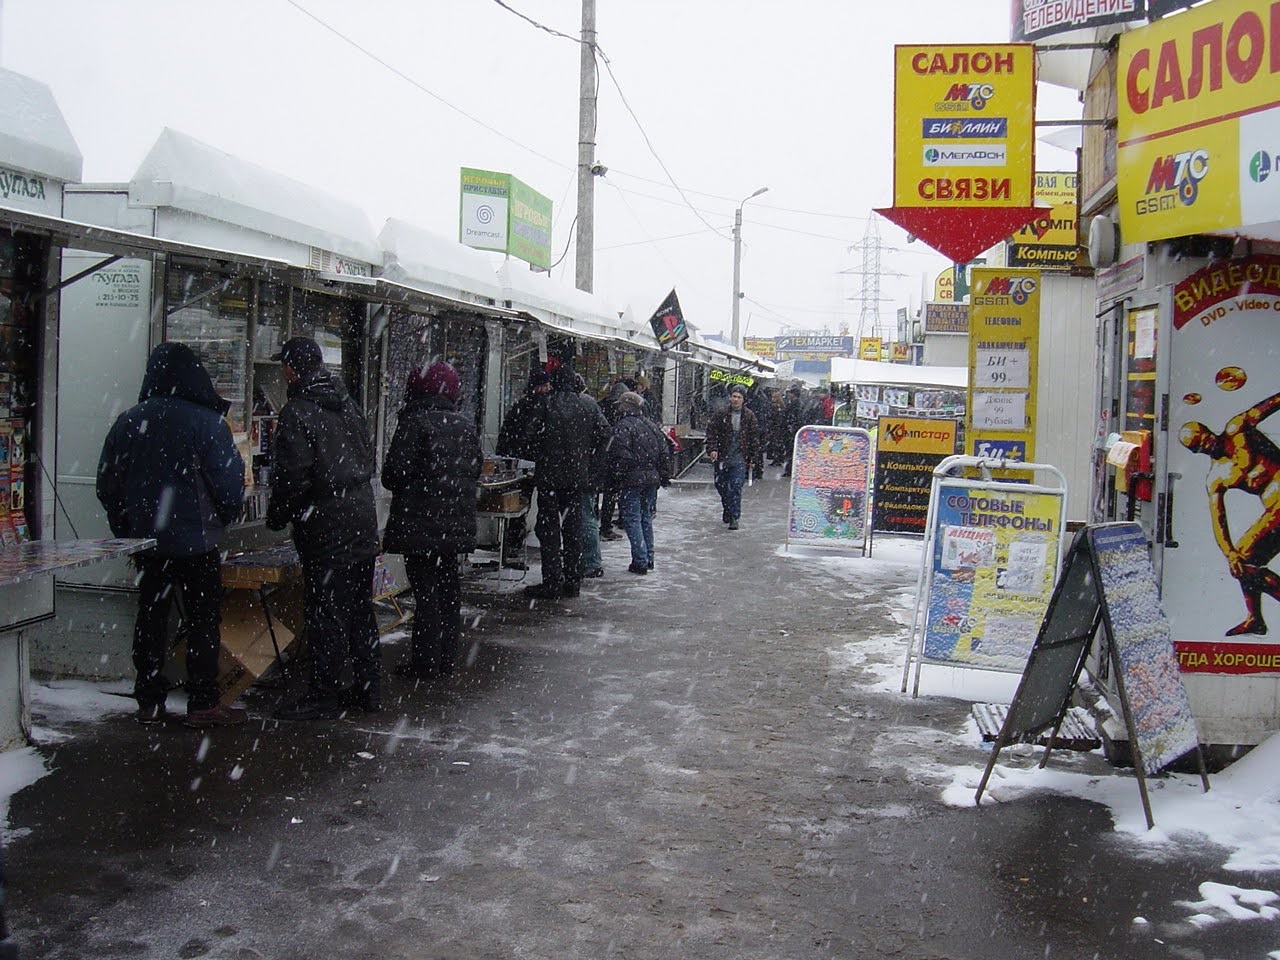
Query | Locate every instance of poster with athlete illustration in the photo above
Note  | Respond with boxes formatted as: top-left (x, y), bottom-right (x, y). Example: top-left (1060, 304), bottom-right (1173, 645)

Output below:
top-left (786, 426), bottom-right (872, 549)
top-left (1165, 254), bottom-right (1280, 675)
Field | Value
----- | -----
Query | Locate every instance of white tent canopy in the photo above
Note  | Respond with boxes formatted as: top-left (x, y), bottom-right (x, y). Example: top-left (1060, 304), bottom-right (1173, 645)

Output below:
top-left (829, 357), bottom-right (967, 389)
top-left (496, 259), bottom-right (629, 342)
top-left (379, 218), bottom-right (503, 303)
top-left (130, 128), bottom-right (382, 265)
top-left (0, 68), bottom-right (82, 183)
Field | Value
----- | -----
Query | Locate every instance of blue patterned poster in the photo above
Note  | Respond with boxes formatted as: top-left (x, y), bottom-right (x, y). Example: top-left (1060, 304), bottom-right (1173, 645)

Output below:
top-left (1090, 523), bottom-right (1200, 775)
top-left (786, 427), bottom-right (872, 549)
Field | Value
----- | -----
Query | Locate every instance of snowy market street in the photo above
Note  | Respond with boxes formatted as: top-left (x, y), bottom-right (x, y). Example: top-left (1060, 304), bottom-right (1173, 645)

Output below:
top-left (8, 476), bottom-right (1280, 960)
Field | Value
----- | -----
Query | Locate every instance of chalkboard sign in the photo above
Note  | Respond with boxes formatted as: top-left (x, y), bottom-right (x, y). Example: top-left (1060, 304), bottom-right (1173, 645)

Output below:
top-left (1001, 529), bottom-right (1099, 739)
top-left (975, 522), bottom-right (1208, 827)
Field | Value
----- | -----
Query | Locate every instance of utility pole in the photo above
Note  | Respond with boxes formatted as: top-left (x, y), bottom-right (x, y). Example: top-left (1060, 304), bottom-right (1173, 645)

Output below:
top-left (574, 0), bottom-right (597, 293)
top-left (730, 187), bottom-right (768, 350)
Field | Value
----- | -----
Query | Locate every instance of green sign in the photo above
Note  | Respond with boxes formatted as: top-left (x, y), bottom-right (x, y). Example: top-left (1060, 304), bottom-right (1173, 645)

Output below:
top-left (459, 167), bottom-right (552, 269)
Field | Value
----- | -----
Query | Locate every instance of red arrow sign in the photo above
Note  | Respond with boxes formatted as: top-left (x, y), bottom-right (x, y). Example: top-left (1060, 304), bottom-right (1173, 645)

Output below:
top-left (874, 206), bottom-right (1043, 264)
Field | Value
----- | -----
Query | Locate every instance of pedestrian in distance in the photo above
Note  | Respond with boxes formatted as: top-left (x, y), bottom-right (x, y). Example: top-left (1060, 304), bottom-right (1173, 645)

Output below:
top-left (521, 362), bottom-right (611, 600)
top-left (746, 385), bottom-right (771, 481)
top-left (780, 384), bottom-right (806, 478)
top-left (266, 337), bottom-right (382, 720)
top-left (606, 390), bottom-right (673, 574)
top-left (706, 383), bottom-right (761, 531)
top-left (97, 342), bottom-right (248, 727)
top-left (382, 361), bottom-right (481, 680)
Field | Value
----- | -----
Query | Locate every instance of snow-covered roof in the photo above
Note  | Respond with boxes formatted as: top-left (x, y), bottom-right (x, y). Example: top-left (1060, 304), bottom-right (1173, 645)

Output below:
top-left (496, 260), bottom-right (627, 342)
top-left (129, 129), bottom-right (380, 265)
top-left (687, 335), bottom-right (776, 373)
top-left (379, 218), bottom-right (503, 303)
top-left (829, 357), bottom-right (967, 388)
top-left (0, 69), bottom-right (82, 182)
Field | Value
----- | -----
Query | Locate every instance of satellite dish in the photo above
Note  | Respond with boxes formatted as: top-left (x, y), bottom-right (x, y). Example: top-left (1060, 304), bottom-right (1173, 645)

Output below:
top-left (1088, 214), bottom-right (1119, 268)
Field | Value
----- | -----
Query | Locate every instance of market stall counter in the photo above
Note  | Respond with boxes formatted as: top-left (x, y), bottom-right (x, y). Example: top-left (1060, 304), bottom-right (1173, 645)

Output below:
top-left (0, 537), bottom-right (155, 748)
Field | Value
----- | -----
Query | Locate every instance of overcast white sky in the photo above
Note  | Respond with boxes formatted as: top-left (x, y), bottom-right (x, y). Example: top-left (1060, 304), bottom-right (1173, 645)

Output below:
top-left (3, 0), bottom-right (1081, 341)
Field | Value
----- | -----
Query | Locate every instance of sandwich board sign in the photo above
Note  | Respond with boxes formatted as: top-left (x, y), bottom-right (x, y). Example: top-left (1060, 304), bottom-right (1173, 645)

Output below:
top-left (974, 522), bottom-right (1209, 828)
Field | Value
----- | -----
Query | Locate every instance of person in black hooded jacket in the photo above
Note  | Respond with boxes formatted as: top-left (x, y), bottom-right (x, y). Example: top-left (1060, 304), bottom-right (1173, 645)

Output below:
top-left (97, 341), bottom-right (246, 727)
top-left (382, 361), bottom-right (481, 679)
top-left (266, 337), bottom-right (381, 720)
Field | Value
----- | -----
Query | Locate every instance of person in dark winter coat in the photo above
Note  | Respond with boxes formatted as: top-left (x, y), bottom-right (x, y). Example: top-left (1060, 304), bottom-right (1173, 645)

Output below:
top-left (597, 378), bottom-right (631, 541)
top-left (746, 386), bottom-right (772, 481)
top-left (576, 374), bottom-right (605, 579)
top-left (780, 384), bottom-right (807, 477)
top-left (607, 391), bottom-right (672, 574)
top-left (522, 364), bottom-right (611, 599)
top-left (382, 361), bottom-right (481, 679)
top-left (97, 341), bottom-right (247, 727)
top-left (266, 337), bottom-right (381, 720)
top-left (706, 383), bottom-right (761, 530)
top-left (495, 369), bottom-right (552, 567)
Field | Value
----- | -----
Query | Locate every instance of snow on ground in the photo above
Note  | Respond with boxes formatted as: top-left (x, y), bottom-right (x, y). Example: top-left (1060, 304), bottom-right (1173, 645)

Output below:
top-left (781, 531), bottom-right (1280, 945)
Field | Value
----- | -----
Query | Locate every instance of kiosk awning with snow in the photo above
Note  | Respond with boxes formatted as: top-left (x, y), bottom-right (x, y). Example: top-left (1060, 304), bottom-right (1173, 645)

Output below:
top-left (496, 259), bottom-right (629, 344)
top-left (0, 68), bottom-right (82, 188)
top-left (829, 357), bottom-right (967, 389)
top-left (128, 128), bottom-right (382, 273)
top-left (379, 218), bottom-right (504, 304)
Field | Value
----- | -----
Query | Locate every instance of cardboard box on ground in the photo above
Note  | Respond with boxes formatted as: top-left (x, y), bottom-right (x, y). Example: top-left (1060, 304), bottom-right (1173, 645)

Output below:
top-left (164, 582), bottom-right (304, 705)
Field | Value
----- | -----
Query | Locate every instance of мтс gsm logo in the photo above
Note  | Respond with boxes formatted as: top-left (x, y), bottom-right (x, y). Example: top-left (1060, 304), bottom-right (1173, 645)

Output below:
top-left (943, 82), bottom-right (994, 110)
top-left (1137, 149), bottom-right (1209, 215)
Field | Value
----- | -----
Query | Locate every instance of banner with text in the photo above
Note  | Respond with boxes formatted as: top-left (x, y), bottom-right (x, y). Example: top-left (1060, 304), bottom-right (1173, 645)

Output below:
top-left (893, 44), bottom-right (1035, 210)
top-left (922, 481), bottom-right (1065, 671)
top-left (1007, 171), bottom-right (1081, 270)
top-left (967, 267), bottom-right (1040, 463)
top-left (873, 417), bottom-right (957, 534)
top-left (1118, 0), bottom-right (1280, 243)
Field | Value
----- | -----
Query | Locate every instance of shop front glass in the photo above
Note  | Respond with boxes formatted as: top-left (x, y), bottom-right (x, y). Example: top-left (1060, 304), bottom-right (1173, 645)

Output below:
top-left (384, 310), bottom-right (488, 444)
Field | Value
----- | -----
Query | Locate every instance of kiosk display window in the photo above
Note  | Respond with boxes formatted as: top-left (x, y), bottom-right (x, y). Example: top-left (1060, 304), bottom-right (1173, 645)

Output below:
top-left (164, 265), bottom-right (250, 433)
top-left (0, 231), bottom-right (46, 544)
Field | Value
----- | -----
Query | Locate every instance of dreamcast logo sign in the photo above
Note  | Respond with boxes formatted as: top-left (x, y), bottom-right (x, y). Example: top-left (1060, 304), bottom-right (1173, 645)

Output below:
top-left (475, 203), bottom-right (496, 224)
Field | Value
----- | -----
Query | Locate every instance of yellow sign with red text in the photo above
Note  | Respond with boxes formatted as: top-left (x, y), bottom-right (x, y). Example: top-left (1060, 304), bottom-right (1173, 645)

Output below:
top-left (859, 337), bottom-right (883, 360)
top-left (893, 44), bottom-right (1036, 209)
top-left (1118, 0), bottom-right (1280, 243)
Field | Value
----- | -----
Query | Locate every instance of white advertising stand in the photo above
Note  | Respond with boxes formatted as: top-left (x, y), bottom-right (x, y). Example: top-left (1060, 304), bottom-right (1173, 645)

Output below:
top-left (903, 455), bottom-right (1069, 697)
top-left (784, 425), bottom-right (874, 556)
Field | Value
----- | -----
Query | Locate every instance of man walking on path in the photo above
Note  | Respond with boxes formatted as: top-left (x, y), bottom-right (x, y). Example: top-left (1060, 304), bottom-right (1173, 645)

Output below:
top-left (266, 337), bottom-right (381, 720)
top-left (97, 342), bottom-right (247, 727)
top-left (522, 363), bottom-right (611, 600)
top-left (607, 390), bottom-right (672, 574)
top-left (707, 383), bottom-right (760, 531)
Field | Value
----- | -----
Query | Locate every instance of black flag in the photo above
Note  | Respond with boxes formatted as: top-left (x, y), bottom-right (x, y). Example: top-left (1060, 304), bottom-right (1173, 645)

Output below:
top-left (647, 289), bottom-right (688, 350)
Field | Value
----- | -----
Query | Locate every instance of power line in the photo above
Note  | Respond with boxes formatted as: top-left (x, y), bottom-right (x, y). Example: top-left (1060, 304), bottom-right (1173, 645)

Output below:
top-left (598, 226), bottom-right (724, 250)
top-left (489, 0), bottom-right (580, 43)
top-left (282, 0), bottom-right (571, 172)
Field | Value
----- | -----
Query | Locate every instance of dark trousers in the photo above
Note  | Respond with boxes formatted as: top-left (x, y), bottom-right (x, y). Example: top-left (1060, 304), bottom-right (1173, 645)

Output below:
top-left (599, 488), bottom-right (619, 534)
top-left (302, 557), bottom-right (380, 701)
top-left (133, 550), bottom-right (222, 711)
top-left (404, 552), bottom-right (461, 675)
top-left (715, 459), bottom-right (748, 521)
top-left (535, 486), bottom-right (584, 586)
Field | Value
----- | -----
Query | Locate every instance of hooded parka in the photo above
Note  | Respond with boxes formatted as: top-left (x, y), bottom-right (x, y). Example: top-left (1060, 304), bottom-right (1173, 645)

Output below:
top-left (97, 342), bottom-right (245, 556)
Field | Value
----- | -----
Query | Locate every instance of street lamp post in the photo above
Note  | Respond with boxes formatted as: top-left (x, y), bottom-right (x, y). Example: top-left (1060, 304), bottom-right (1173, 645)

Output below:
top-left (731, 186), bottom-right (768, 350)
